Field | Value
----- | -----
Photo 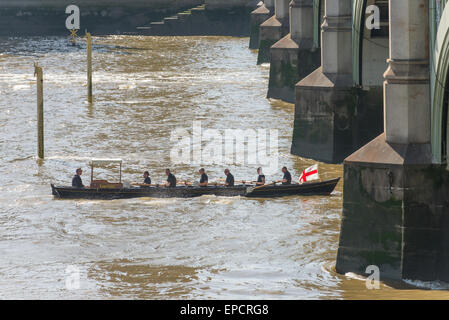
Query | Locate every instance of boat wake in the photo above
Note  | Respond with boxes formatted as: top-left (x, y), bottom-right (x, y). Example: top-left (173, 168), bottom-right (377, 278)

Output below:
top-left (403, 279), bottom-right (449, 290)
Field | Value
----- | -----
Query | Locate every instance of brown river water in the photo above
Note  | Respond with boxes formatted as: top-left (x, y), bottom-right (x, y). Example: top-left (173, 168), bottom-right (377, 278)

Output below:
top-left (0, 35), bottom-right (448, 299)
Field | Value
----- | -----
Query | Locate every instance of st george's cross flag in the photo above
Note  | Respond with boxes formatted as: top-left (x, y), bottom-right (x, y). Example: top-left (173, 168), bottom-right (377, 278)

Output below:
top-left (299, 164), bottom-right (320, 184)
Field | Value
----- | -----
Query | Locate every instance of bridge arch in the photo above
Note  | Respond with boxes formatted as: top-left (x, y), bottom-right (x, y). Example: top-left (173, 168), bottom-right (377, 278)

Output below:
top-left (431, 0), bottom-right (449, 163)
top-left (352, 0), bottom-right (388, 86)
top-left (313, 0), bottom-right (325, 49)
top-left (352, 0), bottom-right (366, 85)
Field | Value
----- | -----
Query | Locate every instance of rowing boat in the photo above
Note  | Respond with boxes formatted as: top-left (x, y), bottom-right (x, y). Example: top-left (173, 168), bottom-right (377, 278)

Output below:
top-left (50, 178), bottom-right (340, 200)
top-left (54, 158), bottom-right (340, 200)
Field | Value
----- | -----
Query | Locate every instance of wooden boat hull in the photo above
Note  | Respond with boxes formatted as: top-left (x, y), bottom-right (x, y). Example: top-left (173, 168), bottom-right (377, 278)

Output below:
top-left (51, 178), bottom-right (340, 200)
top-left (244, 178), bottom-right (340, 198)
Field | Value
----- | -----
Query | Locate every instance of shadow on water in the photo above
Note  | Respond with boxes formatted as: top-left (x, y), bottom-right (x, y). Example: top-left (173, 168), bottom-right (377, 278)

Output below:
top-left (88, 259), bottom-right (200, 299)
top-left (321, 262), bottom-right (449, 300)
top-left (0, 36), bottom-right (149, 56)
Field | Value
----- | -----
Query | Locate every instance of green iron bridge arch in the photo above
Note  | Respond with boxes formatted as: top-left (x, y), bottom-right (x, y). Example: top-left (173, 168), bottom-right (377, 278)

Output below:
top-left (352, 0), bottom-right (389, 86)
top-left (431, 0), bottom-right (449, 163)
top-left (352, 0), bottom-right (366, 85)
top-left (313, 0), bottom-right (324, 49)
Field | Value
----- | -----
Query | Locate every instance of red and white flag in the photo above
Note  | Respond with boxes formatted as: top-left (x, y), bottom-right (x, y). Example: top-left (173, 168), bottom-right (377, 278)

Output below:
top-left (299, 164), bottom-right (320, 184)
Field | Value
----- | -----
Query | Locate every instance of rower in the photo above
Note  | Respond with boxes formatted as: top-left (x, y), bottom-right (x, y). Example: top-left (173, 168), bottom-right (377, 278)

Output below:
top-left (72, 168), bottom-right (86, 189)
top-left (256, 167), bottom-right (265, 186)
top-left (199, 168), bottom-right (208, 187)
top-left (281, 167), bottom-right (292, 185)
top-left (143, 171), bottom-right (151, 185)
top-left (165, 169), bottom-right (177, 188)
top-left (224, 169), bottom-right (234, 187)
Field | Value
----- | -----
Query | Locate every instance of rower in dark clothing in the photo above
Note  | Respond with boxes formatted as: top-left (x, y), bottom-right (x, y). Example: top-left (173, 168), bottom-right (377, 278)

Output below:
top-left (165, 169), bottom-right (177, 188)
top-left (224, 169), bottom-right (234, 187)
top-left (199, 168), bottom-right (208, 187)
top-left (256, 167), bottom-right (265, 186)
top-left (72, 168), bottom-right (85, 188)
top-left (281, 167), bottom-right (292, 185)
top-left (143, 171), bottom-right (151, 185)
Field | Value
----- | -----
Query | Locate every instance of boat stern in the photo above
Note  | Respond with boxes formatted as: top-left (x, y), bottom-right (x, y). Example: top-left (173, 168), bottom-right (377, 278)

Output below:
top-left (50, 184), bottom-right (59, 197)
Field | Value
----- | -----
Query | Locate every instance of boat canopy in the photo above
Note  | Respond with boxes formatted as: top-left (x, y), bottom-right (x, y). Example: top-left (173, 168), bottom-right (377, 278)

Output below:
top-left (89, 159), bottom-right (123, 166)
top-left (89, 159), bottom-right (123, 184)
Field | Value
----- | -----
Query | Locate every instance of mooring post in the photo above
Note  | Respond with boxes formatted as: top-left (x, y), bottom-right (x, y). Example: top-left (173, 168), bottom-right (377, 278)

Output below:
top-left (86, 31), bottom-right (93, 103)
top-left (70, 29), bottom-right (78, 46)
top-left (34, 63), bottom-right (44, 159)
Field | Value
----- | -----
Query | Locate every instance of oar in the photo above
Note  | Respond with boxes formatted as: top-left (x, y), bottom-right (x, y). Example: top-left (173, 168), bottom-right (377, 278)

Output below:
top-left (132, 182), bottom-right (183, 187)
top-left (211, 180), bottom-right (253, 186)
top-left (217, 178), bottom-right (257, 184)
top-left (209, 182), bottom-right (227, 186)
top-left (131, 183), bottom-right (158, 187)
top-left (255, 180), bottom-right (282, 190)
top-left (240, 180), bottom-right (258, 184)
top-left (246, 180), bottom-right (282, 193)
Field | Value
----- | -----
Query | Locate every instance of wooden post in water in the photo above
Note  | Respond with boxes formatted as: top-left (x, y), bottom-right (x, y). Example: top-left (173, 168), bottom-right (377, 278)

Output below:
top-left (70, 29), bottom-right (78, 46)
top-left (86, 32), bottom-right (93, 103)
top-left (34, 63), bottom-right (44, 159)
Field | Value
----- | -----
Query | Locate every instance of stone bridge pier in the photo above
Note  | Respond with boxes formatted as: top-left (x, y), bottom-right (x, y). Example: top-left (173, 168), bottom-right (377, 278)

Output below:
top-left (267, 0), bottom-right (321, 103)
top-left (336, 0), bottom-right (449, 282)
top-left (249, 0), bottom-right (274, 49)
top-left (257, 0), bottom-right (290, 64)
top-left (290, 0), bottom-right (384, 163)
top-left (291, 0), bottom-right (354, 163)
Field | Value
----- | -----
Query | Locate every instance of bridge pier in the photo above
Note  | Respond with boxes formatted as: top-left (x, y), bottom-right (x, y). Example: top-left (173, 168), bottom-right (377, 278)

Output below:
top-left (257, 0), bottom-right (290, 65)
top-left (249, 0), bottom-right (274, 49)
top-left (336, 0), bottom-right (449, 282)
top-left (290, 0), bottom-right (384, 163)
top-left (267, 0), bottom-right (320, 103)
top-left (291, 0), bottom-right (354, 163)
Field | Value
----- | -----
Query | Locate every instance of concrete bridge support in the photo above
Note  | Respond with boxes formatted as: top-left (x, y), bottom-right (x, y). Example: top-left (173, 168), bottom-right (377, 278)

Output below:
top-left (267, 0), bottom-right (321, 103)
top-left (336, 0), bottom-right (449, 282)
top-left (291, 0), bottom-right (354, 163)
top-left (291, 0), bottom-right (384, 163)
top-left (249, 0), bottom-right (274, 49)
top-left (257, 0), bottom-right (290, 64)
